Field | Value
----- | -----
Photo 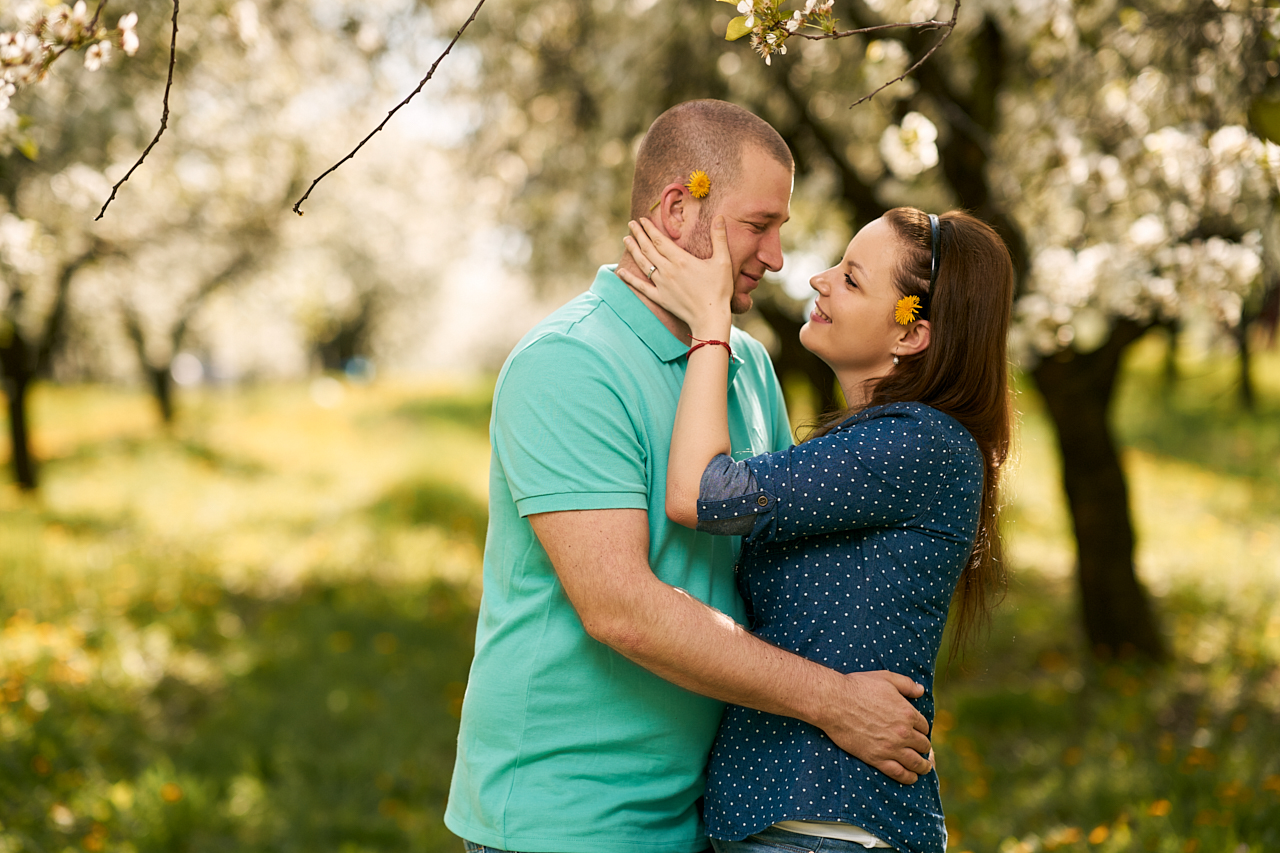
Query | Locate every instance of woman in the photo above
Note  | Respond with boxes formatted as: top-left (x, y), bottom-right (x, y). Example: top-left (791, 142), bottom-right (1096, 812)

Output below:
top-left (616, 208), bottom-right (1014, 853)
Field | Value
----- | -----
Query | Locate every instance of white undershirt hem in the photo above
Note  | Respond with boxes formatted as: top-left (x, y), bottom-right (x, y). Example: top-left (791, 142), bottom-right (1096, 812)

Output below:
top-left (773, 820), bottom-right (893, 848)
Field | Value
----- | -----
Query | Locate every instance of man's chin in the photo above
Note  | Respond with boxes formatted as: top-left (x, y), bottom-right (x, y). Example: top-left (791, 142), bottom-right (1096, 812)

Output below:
top-left (730, 294), bottom-right (753, 315)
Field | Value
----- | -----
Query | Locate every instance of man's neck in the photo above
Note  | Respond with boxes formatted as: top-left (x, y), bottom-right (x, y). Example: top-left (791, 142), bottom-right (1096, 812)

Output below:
top-left (615, 254), bottom-right (693, 343)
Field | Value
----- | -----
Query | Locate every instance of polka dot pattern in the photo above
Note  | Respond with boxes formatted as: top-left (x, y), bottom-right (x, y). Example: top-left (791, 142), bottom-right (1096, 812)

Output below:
top-left (698, 403), bottom-right (983, 853)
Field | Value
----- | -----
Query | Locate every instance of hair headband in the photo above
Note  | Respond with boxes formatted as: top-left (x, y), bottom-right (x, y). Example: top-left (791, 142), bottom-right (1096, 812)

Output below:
top-left (928, 213), bottom-right (942, 289)
top-left (894, 213), bottom-right (942, 326)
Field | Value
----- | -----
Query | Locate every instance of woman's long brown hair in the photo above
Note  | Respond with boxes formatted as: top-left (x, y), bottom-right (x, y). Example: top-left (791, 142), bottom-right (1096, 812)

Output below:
top-left (805, 208), bottom-right (1014, 657)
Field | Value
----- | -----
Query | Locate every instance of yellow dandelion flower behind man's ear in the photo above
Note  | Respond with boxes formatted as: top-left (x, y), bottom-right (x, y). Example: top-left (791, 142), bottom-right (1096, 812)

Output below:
top-left (895, 295), bottom-right (922, 326)
top-left (685, 170), bottom-right (711, 199)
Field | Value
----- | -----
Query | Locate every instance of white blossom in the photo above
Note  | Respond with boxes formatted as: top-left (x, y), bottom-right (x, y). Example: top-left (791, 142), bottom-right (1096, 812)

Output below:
top-left (1126, 215), bottom-right (1166, 249)
top-left (119, 12), bottom-right (139, 55)
top-left (879, 112), bottom-right (938, 179)
top-left (83, 40), bottom-right (110, 71)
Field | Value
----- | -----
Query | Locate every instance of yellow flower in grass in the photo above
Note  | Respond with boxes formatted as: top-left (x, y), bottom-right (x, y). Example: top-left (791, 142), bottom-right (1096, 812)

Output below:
top-left (895, 295), bottom-right (922, 325)
top-left (685, 170), bottom-right (711, 199)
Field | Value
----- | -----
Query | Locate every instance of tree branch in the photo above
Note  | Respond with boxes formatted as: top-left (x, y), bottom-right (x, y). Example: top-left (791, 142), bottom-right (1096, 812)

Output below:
top-left (170, 244), bottom-right (259, 352)
top-left (35, 241), bottom-right (111, 376)
top-left (292, 0), bottom-right (488, 216)
top-left (47, 0), bottom-right (111, 65)
top-left (799, 17), bottom-right (950, 42)
top-left (842, 0), bottom-right (961, 108)
top-left (96, 0), bottom-right (179, 220)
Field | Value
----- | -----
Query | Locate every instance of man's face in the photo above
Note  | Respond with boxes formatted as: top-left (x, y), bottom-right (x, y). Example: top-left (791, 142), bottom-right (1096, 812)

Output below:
top-left (687, 146), bottom-right (793, 314)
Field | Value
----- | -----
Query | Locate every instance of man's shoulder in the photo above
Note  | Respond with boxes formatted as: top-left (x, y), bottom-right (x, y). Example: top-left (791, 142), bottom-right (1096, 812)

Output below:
top-left (492, 287), bottom-right (651, 415)
top-left (516, 289), bottom-right (614, 348)
top-left (500, 290), bottom-right (628, 371)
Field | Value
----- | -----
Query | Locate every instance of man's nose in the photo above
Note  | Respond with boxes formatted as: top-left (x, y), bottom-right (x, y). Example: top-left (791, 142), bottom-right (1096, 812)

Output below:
top-left (759, 230), bottom-right (784, 272)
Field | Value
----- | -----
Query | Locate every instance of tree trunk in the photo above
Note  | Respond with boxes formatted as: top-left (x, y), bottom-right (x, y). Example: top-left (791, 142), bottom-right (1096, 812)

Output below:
top-left (0, 329), bottom-right (37, 490)
top-left (1161, 319), bottom-right (1180, 396)
top-left (1031, 320), bottom-right (1167, 661)
top-left (1235, 318), bottom-right (1255, 412)
top-left (148, 364), bottom-right (174, 424)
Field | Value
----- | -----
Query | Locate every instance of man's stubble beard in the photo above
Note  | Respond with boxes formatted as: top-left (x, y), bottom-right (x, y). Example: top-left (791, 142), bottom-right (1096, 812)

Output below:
top-left (688, 205), bottom-right (751, 315)
top-left (687, 205), bottom-right (716, 260)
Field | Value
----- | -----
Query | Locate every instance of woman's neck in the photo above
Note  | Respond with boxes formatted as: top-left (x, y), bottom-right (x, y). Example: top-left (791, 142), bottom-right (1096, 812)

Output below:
top-left (836, 372), bottom-right (873, 411)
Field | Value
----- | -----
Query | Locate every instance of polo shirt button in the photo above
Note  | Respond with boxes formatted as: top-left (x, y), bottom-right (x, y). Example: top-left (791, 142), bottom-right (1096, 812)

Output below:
top-left (757, 496), bottom-right (769, 507)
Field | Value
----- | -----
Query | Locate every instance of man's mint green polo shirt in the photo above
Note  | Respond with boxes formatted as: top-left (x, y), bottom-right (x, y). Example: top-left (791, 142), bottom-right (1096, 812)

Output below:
top-left (445, 266), bottom-right (792, 853)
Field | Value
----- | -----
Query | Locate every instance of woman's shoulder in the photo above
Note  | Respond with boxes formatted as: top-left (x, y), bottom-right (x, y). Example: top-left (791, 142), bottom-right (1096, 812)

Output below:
top-left (836, 402), bottom-right (977, 453)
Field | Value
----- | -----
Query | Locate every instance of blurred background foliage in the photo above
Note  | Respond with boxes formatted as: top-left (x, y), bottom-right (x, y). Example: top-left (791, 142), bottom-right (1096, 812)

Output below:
top-left (1, 343), bottom-right (1278, 852)
top-left (2, 0), bottom-right (1280, 850)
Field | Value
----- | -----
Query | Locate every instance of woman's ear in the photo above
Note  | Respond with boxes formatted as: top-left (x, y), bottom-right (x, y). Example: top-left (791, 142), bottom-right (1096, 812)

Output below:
top-left (897, 320), bottom-right (931, 356)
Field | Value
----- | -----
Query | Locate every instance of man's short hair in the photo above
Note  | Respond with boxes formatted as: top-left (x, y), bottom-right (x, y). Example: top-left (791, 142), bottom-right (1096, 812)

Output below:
top-left (630, 100), bottom-right (793, 222)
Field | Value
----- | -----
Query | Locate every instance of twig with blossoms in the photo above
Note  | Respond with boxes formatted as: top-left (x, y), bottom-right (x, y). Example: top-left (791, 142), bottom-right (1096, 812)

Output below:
top-left (721, 0), bottom-right (961, 107)
top-left (0, 1), bottom-right (140, 114)
top-left (96, 0), bottom-right (178, 220)
top-left (292, 0), bottom-right (489, 215)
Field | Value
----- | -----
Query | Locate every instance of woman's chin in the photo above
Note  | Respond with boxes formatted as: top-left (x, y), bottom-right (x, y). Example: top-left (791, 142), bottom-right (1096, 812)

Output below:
top-left (799, 329), bottom-right (834, 368)
top-left (798, 323), bottom-right (821, 354)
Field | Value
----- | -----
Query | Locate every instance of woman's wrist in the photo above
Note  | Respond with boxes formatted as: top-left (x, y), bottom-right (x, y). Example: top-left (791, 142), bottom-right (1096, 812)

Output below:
top-left (688, 318), bottom-right (732, 343)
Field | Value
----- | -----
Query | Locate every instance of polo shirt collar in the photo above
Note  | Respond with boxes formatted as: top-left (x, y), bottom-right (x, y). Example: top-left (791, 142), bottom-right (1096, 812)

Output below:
top-left (592, 266), bottom-right (744, 381)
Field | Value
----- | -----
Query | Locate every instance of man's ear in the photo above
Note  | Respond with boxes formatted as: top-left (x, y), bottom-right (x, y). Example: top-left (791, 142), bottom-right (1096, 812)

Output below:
top-left (897, 320), bottom-right (931, 356)
top-left (653, 182), bottom-right (700, 242)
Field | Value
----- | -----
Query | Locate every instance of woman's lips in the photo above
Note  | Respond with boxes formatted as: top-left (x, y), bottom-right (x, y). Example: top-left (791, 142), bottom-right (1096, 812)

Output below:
top-left (810, 303), bottom-right (832, 323)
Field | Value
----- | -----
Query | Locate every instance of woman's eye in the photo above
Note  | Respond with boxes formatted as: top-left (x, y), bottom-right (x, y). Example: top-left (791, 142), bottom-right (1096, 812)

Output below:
top-left (844, 273), bottom-right (858, 289)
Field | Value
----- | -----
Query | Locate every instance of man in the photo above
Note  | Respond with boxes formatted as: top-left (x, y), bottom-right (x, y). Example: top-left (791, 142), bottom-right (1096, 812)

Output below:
top-left (445, 100), bottom-right (932, 853)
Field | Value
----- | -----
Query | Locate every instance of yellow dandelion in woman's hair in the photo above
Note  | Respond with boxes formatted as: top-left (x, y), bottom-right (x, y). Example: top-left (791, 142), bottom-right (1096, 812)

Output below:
top-left (685, 170), bottom-right (711, 199)
top-left (895, 295), bottom-right (922, 325)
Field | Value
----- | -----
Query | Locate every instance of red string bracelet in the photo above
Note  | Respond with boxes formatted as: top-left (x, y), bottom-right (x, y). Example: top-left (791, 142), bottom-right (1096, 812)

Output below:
top-left (686, 336), bottom-right (733, 360)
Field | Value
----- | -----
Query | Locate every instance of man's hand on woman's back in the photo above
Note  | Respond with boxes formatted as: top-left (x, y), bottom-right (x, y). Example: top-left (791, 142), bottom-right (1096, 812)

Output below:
top-left (807, 670), bottom-right (933, 785)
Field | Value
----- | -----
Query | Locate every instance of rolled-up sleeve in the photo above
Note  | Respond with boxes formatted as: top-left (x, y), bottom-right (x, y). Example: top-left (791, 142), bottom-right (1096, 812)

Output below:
top-left (740, 408), bottom-right (948, 546)
top-left (695, 454), bottom-right (775, 536)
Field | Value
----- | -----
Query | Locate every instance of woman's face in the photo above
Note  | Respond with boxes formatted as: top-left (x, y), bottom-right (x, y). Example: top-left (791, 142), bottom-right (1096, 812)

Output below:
top-left (799, 216), bottom-right (906, 380)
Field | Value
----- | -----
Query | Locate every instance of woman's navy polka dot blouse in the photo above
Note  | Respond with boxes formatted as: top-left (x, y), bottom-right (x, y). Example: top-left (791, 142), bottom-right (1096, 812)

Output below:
top-left (695, 402), bottom-right (983, 853)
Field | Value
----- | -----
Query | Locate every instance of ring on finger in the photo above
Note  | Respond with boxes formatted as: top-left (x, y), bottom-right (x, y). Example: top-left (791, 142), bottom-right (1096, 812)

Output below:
top-left (646, 265), bottom-right (656, 279)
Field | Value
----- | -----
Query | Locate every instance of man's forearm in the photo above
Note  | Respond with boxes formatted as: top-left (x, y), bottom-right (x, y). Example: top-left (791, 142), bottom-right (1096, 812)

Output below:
top-left (585, 572), bottom-right (932, 782)
top-left (530, 508), bottom-right (932, 783)
top-left (593, 571), bottom-right (838, 720)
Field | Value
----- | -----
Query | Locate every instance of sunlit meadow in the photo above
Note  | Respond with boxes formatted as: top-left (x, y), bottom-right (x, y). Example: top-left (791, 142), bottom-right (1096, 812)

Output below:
top-left (2, 336), bottom-right (1278, 852)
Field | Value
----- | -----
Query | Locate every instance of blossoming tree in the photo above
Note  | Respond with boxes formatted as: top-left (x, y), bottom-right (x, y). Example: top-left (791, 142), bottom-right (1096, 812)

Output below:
top-left (0, 0), bottom-right (472, 485)
top-left (453, 0), bottom-right (1278, 659)
top-left (0, 1), bottom-right (142, 156)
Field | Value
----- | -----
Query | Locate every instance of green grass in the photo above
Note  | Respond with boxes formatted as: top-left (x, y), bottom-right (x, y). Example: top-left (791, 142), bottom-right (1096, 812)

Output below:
top-left (1, 340), bottom-right (1278, 852)
top-left (1, 380), bottom-right (489, 853)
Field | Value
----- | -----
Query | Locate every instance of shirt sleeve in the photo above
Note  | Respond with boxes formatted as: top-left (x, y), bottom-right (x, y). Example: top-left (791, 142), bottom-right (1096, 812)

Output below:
top-left (493, 334), bottom-right (649, 517)
top-left (739, 407), bottom-right (950, 546)
top-left (695, 454), bottom-right (763, 536)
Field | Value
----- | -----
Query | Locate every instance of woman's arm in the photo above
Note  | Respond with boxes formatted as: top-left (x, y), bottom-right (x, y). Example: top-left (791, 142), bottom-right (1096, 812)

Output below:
top-left (617, 216), bottom-right (734, 528)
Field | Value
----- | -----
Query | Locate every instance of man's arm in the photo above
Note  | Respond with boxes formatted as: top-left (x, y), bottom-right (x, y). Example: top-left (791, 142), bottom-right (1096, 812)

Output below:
top-left (529, 507), bottom-right (934, 785)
